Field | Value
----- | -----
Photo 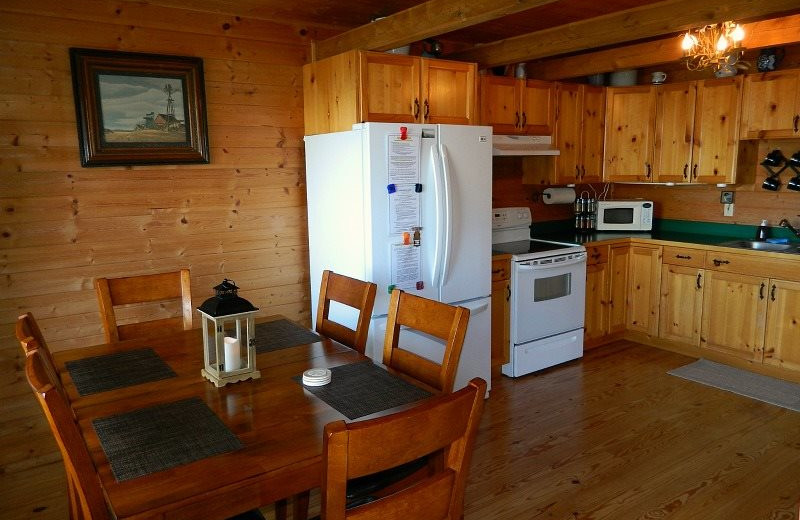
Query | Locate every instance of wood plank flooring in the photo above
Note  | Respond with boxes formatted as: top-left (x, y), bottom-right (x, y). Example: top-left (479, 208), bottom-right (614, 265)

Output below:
top-left (2, 341), bottom-right (799, 520)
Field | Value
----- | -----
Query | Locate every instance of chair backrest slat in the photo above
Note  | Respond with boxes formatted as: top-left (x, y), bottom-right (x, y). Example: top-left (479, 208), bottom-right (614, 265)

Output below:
top-left (316, 270), bottom-right (377, 355)
top-left (382, 289), bottom-right (470, 393)
top-left (95, 269), bottom-right (192, 343)
top-left (321, 378), bottom-right (486, 520)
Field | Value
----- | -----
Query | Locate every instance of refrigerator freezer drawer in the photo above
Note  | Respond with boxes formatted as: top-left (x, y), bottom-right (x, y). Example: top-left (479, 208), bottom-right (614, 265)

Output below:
top-left (501, 329), bottom-right (583, 378)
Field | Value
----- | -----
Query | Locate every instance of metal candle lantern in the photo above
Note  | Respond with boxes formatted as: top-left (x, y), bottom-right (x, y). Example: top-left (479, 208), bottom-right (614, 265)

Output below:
top-left (197, 279), bottom-right (261, 387)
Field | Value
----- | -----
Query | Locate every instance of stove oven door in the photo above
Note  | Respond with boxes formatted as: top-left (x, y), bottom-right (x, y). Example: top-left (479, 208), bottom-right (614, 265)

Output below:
top-left (511, 254), bottom-right (586, 345)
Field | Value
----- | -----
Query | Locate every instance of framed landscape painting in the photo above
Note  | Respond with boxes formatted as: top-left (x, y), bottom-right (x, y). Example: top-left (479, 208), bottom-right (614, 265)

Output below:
top-left (70, 48), bottom-right (209, 167)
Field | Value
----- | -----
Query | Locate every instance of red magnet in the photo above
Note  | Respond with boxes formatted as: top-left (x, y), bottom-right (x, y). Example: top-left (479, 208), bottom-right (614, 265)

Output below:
top-left (400, 126), bottom-right (408, 140)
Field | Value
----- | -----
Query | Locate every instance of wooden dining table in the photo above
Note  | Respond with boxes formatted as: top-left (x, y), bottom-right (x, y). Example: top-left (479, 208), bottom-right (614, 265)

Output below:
top-left (52, 316), bottom-right (433, 520)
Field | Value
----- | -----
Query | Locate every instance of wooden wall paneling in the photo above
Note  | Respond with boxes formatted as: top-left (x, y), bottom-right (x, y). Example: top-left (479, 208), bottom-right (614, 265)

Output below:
top-left (0, 2), bottom-right (320, 506)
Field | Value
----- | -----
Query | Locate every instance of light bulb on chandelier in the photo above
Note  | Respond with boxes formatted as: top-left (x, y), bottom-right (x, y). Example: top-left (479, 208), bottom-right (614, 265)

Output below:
top-left (680, 21), bottom-right (746, 72)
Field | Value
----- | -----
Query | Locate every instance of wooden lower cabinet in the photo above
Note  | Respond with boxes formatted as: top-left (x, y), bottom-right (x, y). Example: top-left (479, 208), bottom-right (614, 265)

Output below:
top-left (626, 245), bottom-right (662, 336)
top-left (491, 258), bottom-right (511, 367)
top-left (763, 279), bottom-right (800, 371)
top-left (608, 245), bottom-right (629, 334)
top-left (584, 248), bottom-right (610, 346)
top-left (700, 270), bottom-right (767, 362)
top-left (659, 264), bottom-right (704, 346)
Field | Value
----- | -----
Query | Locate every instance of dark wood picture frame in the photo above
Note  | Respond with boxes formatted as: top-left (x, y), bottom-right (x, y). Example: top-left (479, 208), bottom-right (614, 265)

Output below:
top-left (70, 48), bottom-right (210, 167)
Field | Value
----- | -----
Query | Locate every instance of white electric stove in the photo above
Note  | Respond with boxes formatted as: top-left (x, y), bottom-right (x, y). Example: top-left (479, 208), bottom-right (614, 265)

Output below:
top-left (492, 207), bottom-right (587, 377)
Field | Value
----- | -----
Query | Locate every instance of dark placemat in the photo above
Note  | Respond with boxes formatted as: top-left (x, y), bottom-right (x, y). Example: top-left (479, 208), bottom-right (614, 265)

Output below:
top-left (254, 319), bottom-right (322, 353)
top-left (65, 348), bottom-right (176, 396)
top-left (295, 361), bottom-right (432, 420)
top-left (92, 397), bottom-right (242, 482)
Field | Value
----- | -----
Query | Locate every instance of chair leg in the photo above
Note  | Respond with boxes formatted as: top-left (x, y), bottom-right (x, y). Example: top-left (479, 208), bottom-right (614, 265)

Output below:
top-left (274, 499), bottom-right (287, 520)
top-left (292, 491), bottom-right (310, 520)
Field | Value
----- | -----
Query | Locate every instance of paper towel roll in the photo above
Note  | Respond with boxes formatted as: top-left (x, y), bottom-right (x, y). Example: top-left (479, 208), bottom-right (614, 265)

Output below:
top-left (542, 187), bottom-right (576, 204)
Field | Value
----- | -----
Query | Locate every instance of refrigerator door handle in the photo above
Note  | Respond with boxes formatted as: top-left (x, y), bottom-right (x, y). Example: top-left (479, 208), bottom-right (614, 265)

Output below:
top-left (440, 143), bottom-right (454, 287)
top-left (460, 299), bottom-right (489, 315)
top-left (431, 145), bottom-right (446, 287)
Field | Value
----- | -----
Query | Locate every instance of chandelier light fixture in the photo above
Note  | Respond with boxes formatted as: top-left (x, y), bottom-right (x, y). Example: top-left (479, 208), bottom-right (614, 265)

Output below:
top-left (681, 21), bottom-right (745, 71)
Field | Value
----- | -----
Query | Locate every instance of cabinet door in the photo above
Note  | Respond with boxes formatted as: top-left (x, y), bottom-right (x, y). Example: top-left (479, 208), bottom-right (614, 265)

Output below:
top-left (491, 278), bottom-right (510, 366)
top-left (700, 270), bottom-right (767, 361)
top-left (608, 245), bottom-right (630, 334)
top-left (581, 86), bottom-right (605, 183)
top-left (585, 262), bottom-right (610, 346)
top-left (653, 82), bottom-right (696, 183)
top-left (421, 59), bottom-right (476, 125)
top-left (360, 53), bottom-right (420, 123)
top-left (604, 86), bottom-right (656, 182)
top-left (659, 264), bottom-right (703, 346)
top-left (520, 79), bottom-right (555, 135)
top-left (763, 279), bottom-right (800, 371)
top-left (554, 82), bottom-right (582, 184)
top-left (740, 71), bottom-right (800, 139)
top-left (626, 245), bottom-right (662, 336)
top-left (692, 77), bottom-right (743, 184)
top-left (480, 76), bottom-right (521, 134)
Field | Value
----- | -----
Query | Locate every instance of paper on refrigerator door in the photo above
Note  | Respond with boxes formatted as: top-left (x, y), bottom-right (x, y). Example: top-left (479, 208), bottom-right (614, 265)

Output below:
top-left (389, 184), bottom-right (419, 234)
top-left (390, 243), bottom-right (421, 291)
top-left (387, 133), bottom-right (421, 185)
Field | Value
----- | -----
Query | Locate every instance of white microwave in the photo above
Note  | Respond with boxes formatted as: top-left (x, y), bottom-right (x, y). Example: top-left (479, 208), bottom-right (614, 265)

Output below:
top-left (596, 200), bottom-right (654, 231)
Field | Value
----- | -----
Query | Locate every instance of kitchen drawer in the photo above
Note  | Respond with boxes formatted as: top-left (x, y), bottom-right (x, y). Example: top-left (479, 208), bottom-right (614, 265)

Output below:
top-left (586, 244), bottom-right (609, 266)
top-left (491, 258), bottom-right (511, 281)
top-left (704, 250), bottom-right (800, 281)
top-left (663, 246), bottom-right (704, 267)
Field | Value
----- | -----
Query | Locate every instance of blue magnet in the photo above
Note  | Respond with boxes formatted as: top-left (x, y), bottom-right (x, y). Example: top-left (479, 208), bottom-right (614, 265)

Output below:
top-left (387, 184), bottom-right (396, 193)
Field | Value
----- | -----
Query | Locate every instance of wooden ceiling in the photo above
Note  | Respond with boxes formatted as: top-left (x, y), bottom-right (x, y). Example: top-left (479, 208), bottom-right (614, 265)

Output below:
top-left (152, 0), bottom-right (800, 77)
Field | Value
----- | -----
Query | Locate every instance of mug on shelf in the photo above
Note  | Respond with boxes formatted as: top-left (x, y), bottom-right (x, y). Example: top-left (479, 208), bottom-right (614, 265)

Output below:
top-left (651, 71), bottom-right (667, 84)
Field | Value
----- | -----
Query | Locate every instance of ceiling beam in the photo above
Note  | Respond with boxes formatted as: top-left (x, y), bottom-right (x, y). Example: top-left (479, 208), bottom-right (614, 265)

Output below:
top-left (527, 14), bottom-right (800, 81)
top-left (448, 0), bottom-right (800, 69)
top-left (313, 0), bottom-right (560, 61)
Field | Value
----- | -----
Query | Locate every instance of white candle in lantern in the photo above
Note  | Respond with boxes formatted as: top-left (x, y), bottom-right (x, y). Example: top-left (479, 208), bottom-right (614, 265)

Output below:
top-left (223, 336), bottom-right (241, 371)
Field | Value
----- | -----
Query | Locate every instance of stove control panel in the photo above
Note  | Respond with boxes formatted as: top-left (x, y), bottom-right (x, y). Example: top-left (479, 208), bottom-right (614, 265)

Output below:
top-left (492, 207), bottom-right (532, 230)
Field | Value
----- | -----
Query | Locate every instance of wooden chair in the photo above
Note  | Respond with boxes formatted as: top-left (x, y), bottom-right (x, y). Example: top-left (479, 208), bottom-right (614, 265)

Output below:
top-left (95, 269), bottom-right (193, 343)
top-left (320, 377), bottom-right (486, 520)
top-left (26, 348), bottom-right (113, 520)
top-left (315, 270), bottom-right (377, 354)
top-left (382, 289), bottom-right (470, 393)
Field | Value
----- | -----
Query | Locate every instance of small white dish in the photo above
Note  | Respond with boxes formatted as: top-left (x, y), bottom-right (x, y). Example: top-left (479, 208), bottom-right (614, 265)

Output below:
top-left (302, 368), bottom-right (331, 386)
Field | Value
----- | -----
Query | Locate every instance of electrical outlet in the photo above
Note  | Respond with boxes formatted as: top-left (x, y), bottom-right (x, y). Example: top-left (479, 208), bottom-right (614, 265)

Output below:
top-left (723, 203), bottom-right (734, 217)
top-left (720, 191), bottom-right (735, 204)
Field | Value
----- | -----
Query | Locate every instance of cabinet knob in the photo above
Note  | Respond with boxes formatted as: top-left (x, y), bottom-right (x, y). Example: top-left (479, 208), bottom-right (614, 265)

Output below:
top-left (794, 114), bottom-right (799, 133)
top-left (413, 98), bottom-right (420, 120)
top-left (521, 112), bottom-right (527, 128)
top-left (423, 99), bottom-right (430, 120)
top-left (692, 164), bottom-right (698, 179)
top-left (712, 258), bottom-right (730, 267)
top-left (759, 282), bottom-right (766, 300)
top-left (696, 272), bottom-right (702, 290)
top-left (645, 162), bottom-right (651, 178)
top-left (683, 164), bottom-right (688, 180)
top-left (515, 111), bottom-right (520, 128)
top-left (771, 284), bottom-right (777, 302)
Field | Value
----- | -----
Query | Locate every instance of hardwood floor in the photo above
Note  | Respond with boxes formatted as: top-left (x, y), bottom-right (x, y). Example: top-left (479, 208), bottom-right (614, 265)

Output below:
top-left (3, 341), bottom-right (799, 520)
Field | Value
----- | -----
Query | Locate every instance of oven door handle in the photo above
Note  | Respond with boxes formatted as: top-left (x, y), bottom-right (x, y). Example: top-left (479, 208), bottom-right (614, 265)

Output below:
top-left (516, 255), bottom-right (586, 270)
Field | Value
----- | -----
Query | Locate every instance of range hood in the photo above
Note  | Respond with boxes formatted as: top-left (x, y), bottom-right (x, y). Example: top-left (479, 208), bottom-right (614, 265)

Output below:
top-left (492, 135), bottom-right (560, 156)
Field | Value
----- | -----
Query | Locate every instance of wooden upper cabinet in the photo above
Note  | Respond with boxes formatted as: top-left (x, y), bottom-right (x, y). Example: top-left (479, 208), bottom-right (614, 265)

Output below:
top-left (653, 82), bottom-right (696, 183)
top-left (692, 77), bottom-right (743, 184)
top-left (604, 86), bottom-right (656, 182)
top-left (740, 70), bottom-right (800, 139)
top-left (360, 52), bottom-right (420, 124)
top-left (480, 76), bottom-right (554, 135)
top-left (303, 50), bottom-right (477, 135)
top-left (554, 83), bottom-right (605, 184)
top-left (554, 83), bottom-right (582, 184)
top-left (520, 79), bottom-right (555, 135)
top-left (421, 59), bottom-right (477, 125)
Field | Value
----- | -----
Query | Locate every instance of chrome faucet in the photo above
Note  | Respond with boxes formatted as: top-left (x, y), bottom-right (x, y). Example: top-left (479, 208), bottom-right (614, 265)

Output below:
top-left (778, 218), bottom-right (800, 238)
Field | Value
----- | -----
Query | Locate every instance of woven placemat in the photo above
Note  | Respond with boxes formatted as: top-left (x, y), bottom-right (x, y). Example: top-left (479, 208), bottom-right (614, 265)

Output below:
top-left (295, 362), bottom-right (432, 420)
top-left (254, 319), bottom-right (322, 353)
top-left (92, 397), bottom-right (242, 482)
top-left (65, 348), bottom-right (176, 396)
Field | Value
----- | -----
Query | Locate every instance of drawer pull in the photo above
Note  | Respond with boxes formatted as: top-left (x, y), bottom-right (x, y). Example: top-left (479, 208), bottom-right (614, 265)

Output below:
top-left (771, 284), bottom-right (777, 302)
top-left (683, 164), bottom-right (688, 179)
top-left (515, 111), bottom-right (520, 128)
top-left (676, 254), bottom-right (692, 260)
top-left (696, 272), bottom-right (702, 290)
top-left (521, 112), bottom-right (527, 128)
top-left (413, 98), bottom-right (420, 120)
top-left (794, 114), bottom-right (799, 133)
top-left (591, 253), bottom-right (601, 260)
top-left (423, 99), bottom-right (430, 120)
top-left (759, 282), bottom-right (765, 300)
top-left (712, 258), bottom-right (730, 267)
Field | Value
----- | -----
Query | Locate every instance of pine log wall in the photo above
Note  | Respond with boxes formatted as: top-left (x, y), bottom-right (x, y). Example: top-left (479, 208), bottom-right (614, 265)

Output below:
top-left (0, 2), bottom-right (332, 514)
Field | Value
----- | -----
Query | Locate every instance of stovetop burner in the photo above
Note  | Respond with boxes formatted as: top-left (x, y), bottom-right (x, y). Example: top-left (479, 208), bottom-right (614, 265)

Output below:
top-left (491, 239), bottom-right (577, 256)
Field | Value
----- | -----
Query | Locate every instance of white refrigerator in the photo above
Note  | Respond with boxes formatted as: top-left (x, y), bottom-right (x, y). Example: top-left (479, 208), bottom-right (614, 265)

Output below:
top-left (304, 122), bottom-right (492, 393)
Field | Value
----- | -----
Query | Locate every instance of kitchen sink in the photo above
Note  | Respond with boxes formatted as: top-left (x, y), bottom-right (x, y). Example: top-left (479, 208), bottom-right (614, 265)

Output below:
top-left (718, 240), bottom-right (800, 253)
